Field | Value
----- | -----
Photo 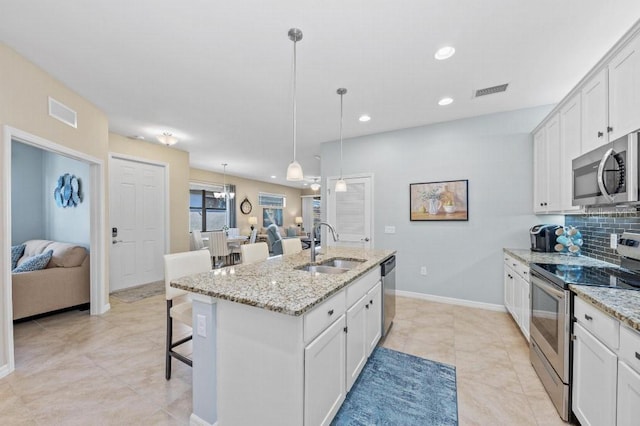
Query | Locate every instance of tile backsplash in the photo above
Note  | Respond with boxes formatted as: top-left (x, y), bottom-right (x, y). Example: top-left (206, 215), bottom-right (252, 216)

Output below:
top-left (566, 210), bottom-right (640, 265)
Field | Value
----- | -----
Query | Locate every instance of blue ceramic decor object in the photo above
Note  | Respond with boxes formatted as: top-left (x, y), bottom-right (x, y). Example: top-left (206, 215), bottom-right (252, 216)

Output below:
top-left (54, 173), bottom-right (82, 208)
top-left (554, 226), bottom-right (583, 255)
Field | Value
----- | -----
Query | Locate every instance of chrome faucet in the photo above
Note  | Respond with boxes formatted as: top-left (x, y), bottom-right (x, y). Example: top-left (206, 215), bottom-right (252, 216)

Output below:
top-left (311, 222), bottom-right (339, 262)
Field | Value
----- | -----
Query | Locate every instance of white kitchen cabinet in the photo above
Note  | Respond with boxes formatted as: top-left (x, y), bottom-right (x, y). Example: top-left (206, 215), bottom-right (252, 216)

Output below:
top-left (346, 294), bottom-right (367, 391)
top-left (617, 361), bottom-right (640, 426)
top-left (559, 93), bottom-right (583, 212)
top-left (346, 277), bottom-right (382, 391)
top-left (533, 114), bottom-right (561, 213)
top-left (572, 322), bottom-right (618, 426)
top-left (608, 33), bottom-right (640, 141)
top-left (503, 254), bottom-right (530, 341)
top-left (365, 281), bottom-right (382, 357)
top-left (581, 68), bottom-right (609, 154)
top-left (305, 314), bottom-right (347, 426)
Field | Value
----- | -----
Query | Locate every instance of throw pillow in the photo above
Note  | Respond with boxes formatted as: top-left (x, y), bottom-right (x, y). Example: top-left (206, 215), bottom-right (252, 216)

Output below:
top-left (12, 249), bottom-right (53, 273)
top-left (11, 243), bottom-right (26, 270)
top-left (286, 227), bottom-right (297, 237)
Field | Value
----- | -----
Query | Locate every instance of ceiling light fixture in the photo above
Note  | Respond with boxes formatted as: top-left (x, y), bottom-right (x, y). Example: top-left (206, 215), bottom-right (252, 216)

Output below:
top-left (438, 97), bottom-right (454, 106)
top-left (359, 114), bottom-right (371, 122)
top-left (310, 178), bottom-right (321, 192)
top-left (270, 175), bottom-right (277, 179)
top-left (434, 46), bottom-right (456, 60)
top-left (214, 163), bottom-right (235, 199)
top-left (335, 88), bottom-right (348, 193)
top-left (157, 132), bottom-right (178, 146)
top-left (286, 28), bottom-right (304, 181)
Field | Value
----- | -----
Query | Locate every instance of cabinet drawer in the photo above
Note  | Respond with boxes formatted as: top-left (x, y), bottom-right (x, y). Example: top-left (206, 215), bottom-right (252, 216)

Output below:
top-left (574, 297), bottom-right (620, 349)
top-left (620, 325), bottom-right (640, 372)
top-left (304, 290), bottom-right (346, 344)
top-left (346, 267), bottom-right (380, 307)
top-left (504, 253), bottom-right (529, 281)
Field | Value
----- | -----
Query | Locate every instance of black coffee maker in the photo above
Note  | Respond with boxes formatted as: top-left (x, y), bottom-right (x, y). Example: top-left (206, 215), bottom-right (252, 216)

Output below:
top-left (530, 224), bottom-right (562, 252)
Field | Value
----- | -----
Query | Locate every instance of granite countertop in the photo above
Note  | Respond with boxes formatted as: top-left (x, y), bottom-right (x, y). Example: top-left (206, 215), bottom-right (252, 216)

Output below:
top-left (504, 248), bottom-right (616, 267)
top-left (171, 247), bottom-right (395, 316)
top-left (571, 285), bottom-right (640, 331)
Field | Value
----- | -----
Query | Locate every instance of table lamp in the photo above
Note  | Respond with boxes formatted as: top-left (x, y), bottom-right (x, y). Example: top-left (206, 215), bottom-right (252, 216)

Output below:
top-left (248, 216), bottom-right (258, 231)
top-left (295, 217), bottom-right (303, 228)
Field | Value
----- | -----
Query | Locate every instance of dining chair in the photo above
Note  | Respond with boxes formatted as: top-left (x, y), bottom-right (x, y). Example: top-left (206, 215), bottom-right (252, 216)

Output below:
top-left (164, 249), bottom-right (211, 380)
top-left (282, 238), bottom-right (302, 255)
top-left (240, 242), bottom-right (269, 264)
top-left (209, 231), bottom-right (232, 267)
top-left (249, 228), bottom-right (258, 244)
top-left (190, 230), bottom-right (206, 251)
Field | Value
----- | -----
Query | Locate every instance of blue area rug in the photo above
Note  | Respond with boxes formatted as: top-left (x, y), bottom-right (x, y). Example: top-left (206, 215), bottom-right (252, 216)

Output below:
top-left (332, 347), bottom-right (458, 426)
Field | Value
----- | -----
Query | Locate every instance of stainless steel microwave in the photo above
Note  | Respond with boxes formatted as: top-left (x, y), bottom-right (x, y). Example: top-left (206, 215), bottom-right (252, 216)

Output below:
top-left (572, 132), bottom-right (639, 206)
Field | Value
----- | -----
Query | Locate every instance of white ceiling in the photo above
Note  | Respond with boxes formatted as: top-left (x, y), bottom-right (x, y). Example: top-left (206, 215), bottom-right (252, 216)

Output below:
top-left (1, 1), bottom-right (640, 187)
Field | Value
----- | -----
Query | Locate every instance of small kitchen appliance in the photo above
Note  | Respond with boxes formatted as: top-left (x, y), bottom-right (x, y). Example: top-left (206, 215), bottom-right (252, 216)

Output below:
top-left (529, 231), bottom-right (640, 421)
top-left (530, 224), bottom-right (562, 252)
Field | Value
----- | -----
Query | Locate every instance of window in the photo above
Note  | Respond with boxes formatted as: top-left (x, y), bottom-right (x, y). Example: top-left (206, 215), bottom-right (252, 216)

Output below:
top-left (189, 184), bottom-right (236, 232)
top-left (258, 192), bottom-right (286, 208)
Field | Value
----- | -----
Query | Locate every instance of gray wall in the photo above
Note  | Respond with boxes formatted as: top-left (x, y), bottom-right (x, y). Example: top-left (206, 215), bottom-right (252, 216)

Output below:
top-left (11, 140), bottom-right (90, 248)
top-left (321, 105), bottom-right (560, 306)
top-left (11, 141), bottom-right (45, 245)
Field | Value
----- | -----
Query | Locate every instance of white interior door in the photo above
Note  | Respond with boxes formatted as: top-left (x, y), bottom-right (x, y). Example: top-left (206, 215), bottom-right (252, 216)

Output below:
top-left (326, 175), bottom-right (373, 249)
top-left (109, 157), bottom-right (166, 291)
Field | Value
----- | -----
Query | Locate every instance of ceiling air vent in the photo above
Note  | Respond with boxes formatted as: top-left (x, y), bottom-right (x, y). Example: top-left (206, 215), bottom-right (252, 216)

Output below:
top-left (474, 83), bottom-right (509, 98)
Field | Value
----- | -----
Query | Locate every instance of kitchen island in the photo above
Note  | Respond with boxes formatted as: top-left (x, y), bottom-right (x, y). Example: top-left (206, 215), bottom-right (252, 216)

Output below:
top-left (171, 246), bottom-right (395, 426)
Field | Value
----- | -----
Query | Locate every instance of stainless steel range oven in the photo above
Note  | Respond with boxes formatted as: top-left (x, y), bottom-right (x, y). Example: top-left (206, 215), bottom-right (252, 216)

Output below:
top-left (529, 231), bottom-right (640, 422)
top-left (529, 267), bottom-right (571, 421)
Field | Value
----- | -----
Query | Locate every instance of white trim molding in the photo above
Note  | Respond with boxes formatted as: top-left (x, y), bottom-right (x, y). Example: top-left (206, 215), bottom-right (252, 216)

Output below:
top-left (190, 413), bottom-right (217, 426)
top-left (396, 289), bottom-right (508, 313)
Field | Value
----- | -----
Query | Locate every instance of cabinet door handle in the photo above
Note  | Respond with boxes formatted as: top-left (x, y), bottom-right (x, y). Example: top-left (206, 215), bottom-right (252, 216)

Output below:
top-left (328, 309), bottom-right (334, 316)
top-left (635, 352), bottom-right (640, 361)
top-left (584, 314), bottom-right (593, 321)
top-left (365, 304), bottom-right (369, 309)
top-left (598, 131), bottom-right (604, 138)
top-left (369, 299), bottom-right (373, 305)
top-left (607, 126), bottom-right (613, 133)
top-left (343, 326), bottom-right (348, 333)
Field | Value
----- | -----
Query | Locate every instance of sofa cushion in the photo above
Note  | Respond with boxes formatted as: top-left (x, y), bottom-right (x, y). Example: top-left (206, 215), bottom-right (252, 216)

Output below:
top-left (13, 250), bottom-right (53, 273)
top-left (46, 242), bottom-right (87, 268)
top-left (18, 240), bottom-right (87, 268)
top-left (11, 244), bottom-right (26, 270)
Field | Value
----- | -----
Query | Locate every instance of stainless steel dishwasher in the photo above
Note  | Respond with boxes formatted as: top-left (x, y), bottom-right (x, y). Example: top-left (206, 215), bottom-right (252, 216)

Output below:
top-left (381, 256), bottom-right (396, 337)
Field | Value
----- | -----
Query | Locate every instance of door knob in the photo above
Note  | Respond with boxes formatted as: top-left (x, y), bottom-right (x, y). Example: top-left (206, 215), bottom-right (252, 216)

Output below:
top-left (361, 237), bottom-right (370, 242)
top-left (112, 239), bottom-right (123, 245)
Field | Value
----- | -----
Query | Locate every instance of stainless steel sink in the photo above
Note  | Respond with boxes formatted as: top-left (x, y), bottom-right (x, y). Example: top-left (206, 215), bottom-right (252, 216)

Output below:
top-left (296, 265), bottom-right (350, 274)
top-left (320, 258), bottom-right (366, 269)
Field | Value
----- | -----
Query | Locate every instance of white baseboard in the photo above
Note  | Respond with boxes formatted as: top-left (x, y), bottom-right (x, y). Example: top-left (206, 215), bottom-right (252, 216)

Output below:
top-left (190, 413), bottom-right (216, 426)
top-left (0, 363), bottom-right (11, 379)
top-left (396, 290), bottom-right (507, 313)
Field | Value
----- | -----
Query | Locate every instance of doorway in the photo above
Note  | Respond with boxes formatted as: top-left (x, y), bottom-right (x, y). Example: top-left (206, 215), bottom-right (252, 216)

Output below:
top-left (326, 174), bottom-right (374, 249)
top-left (109, 156), bottom-right (167, 291)
top-left (1, 126), bottom-right (107, 377)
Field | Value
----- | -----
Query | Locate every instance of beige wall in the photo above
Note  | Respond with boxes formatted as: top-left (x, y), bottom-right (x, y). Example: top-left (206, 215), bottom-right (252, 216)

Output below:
top-left (109, 133), bottom-right (190, 253)
top-left (0, 42), bottom-right (109, 368)
top-left (190, 168), bottom-right (303, 235)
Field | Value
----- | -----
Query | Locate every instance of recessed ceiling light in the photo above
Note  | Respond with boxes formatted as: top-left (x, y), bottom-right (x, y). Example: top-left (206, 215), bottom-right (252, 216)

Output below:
top-left (359, 114), bottom-right (371, 122)
top-left (438, 97), bottom-right (454, 106)
top-left (303, 183), bottom-right (308, 186)
top-left (435, 46), bottom-right (455, 60)
top-left (270, 175), bottom-right (277, 179)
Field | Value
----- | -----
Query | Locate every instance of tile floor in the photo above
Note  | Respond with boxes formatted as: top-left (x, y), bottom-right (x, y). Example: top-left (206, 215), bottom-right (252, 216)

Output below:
top-left (0, 295), bottom-right (568, 425)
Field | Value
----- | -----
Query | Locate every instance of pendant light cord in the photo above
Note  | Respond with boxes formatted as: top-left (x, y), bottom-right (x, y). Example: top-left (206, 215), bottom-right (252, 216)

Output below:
top-left (292, 38), bottom-right (297, 162)
top-left (339, 91), bottom-right (344, 178)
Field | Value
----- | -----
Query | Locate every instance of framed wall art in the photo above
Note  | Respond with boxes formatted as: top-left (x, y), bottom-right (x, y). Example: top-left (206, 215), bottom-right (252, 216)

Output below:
top-left (263, 208), bottom-right (283, 227)
top-left (410, 179), bottom-right (468, 221)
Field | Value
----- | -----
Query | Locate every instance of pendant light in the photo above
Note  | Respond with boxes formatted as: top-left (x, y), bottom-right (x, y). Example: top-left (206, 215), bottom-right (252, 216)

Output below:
top-left (215, 163), bottom-right (235, 199)
top-left (335, 88), bottom-right (347, 192)
top-left (286, 28), bottom-right (304, 181)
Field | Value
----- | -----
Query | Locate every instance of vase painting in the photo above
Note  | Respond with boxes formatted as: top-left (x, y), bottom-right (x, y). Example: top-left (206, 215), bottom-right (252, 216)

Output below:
top-left (410, 180), bottom-right (469, 221)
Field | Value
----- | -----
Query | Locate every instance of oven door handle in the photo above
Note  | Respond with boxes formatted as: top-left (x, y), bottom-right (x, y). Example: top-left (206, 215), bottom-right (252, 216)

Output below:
top-left (534, 276), bottom-right (564, 299)
top-left (597, 148), bottom-right (616, 202)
